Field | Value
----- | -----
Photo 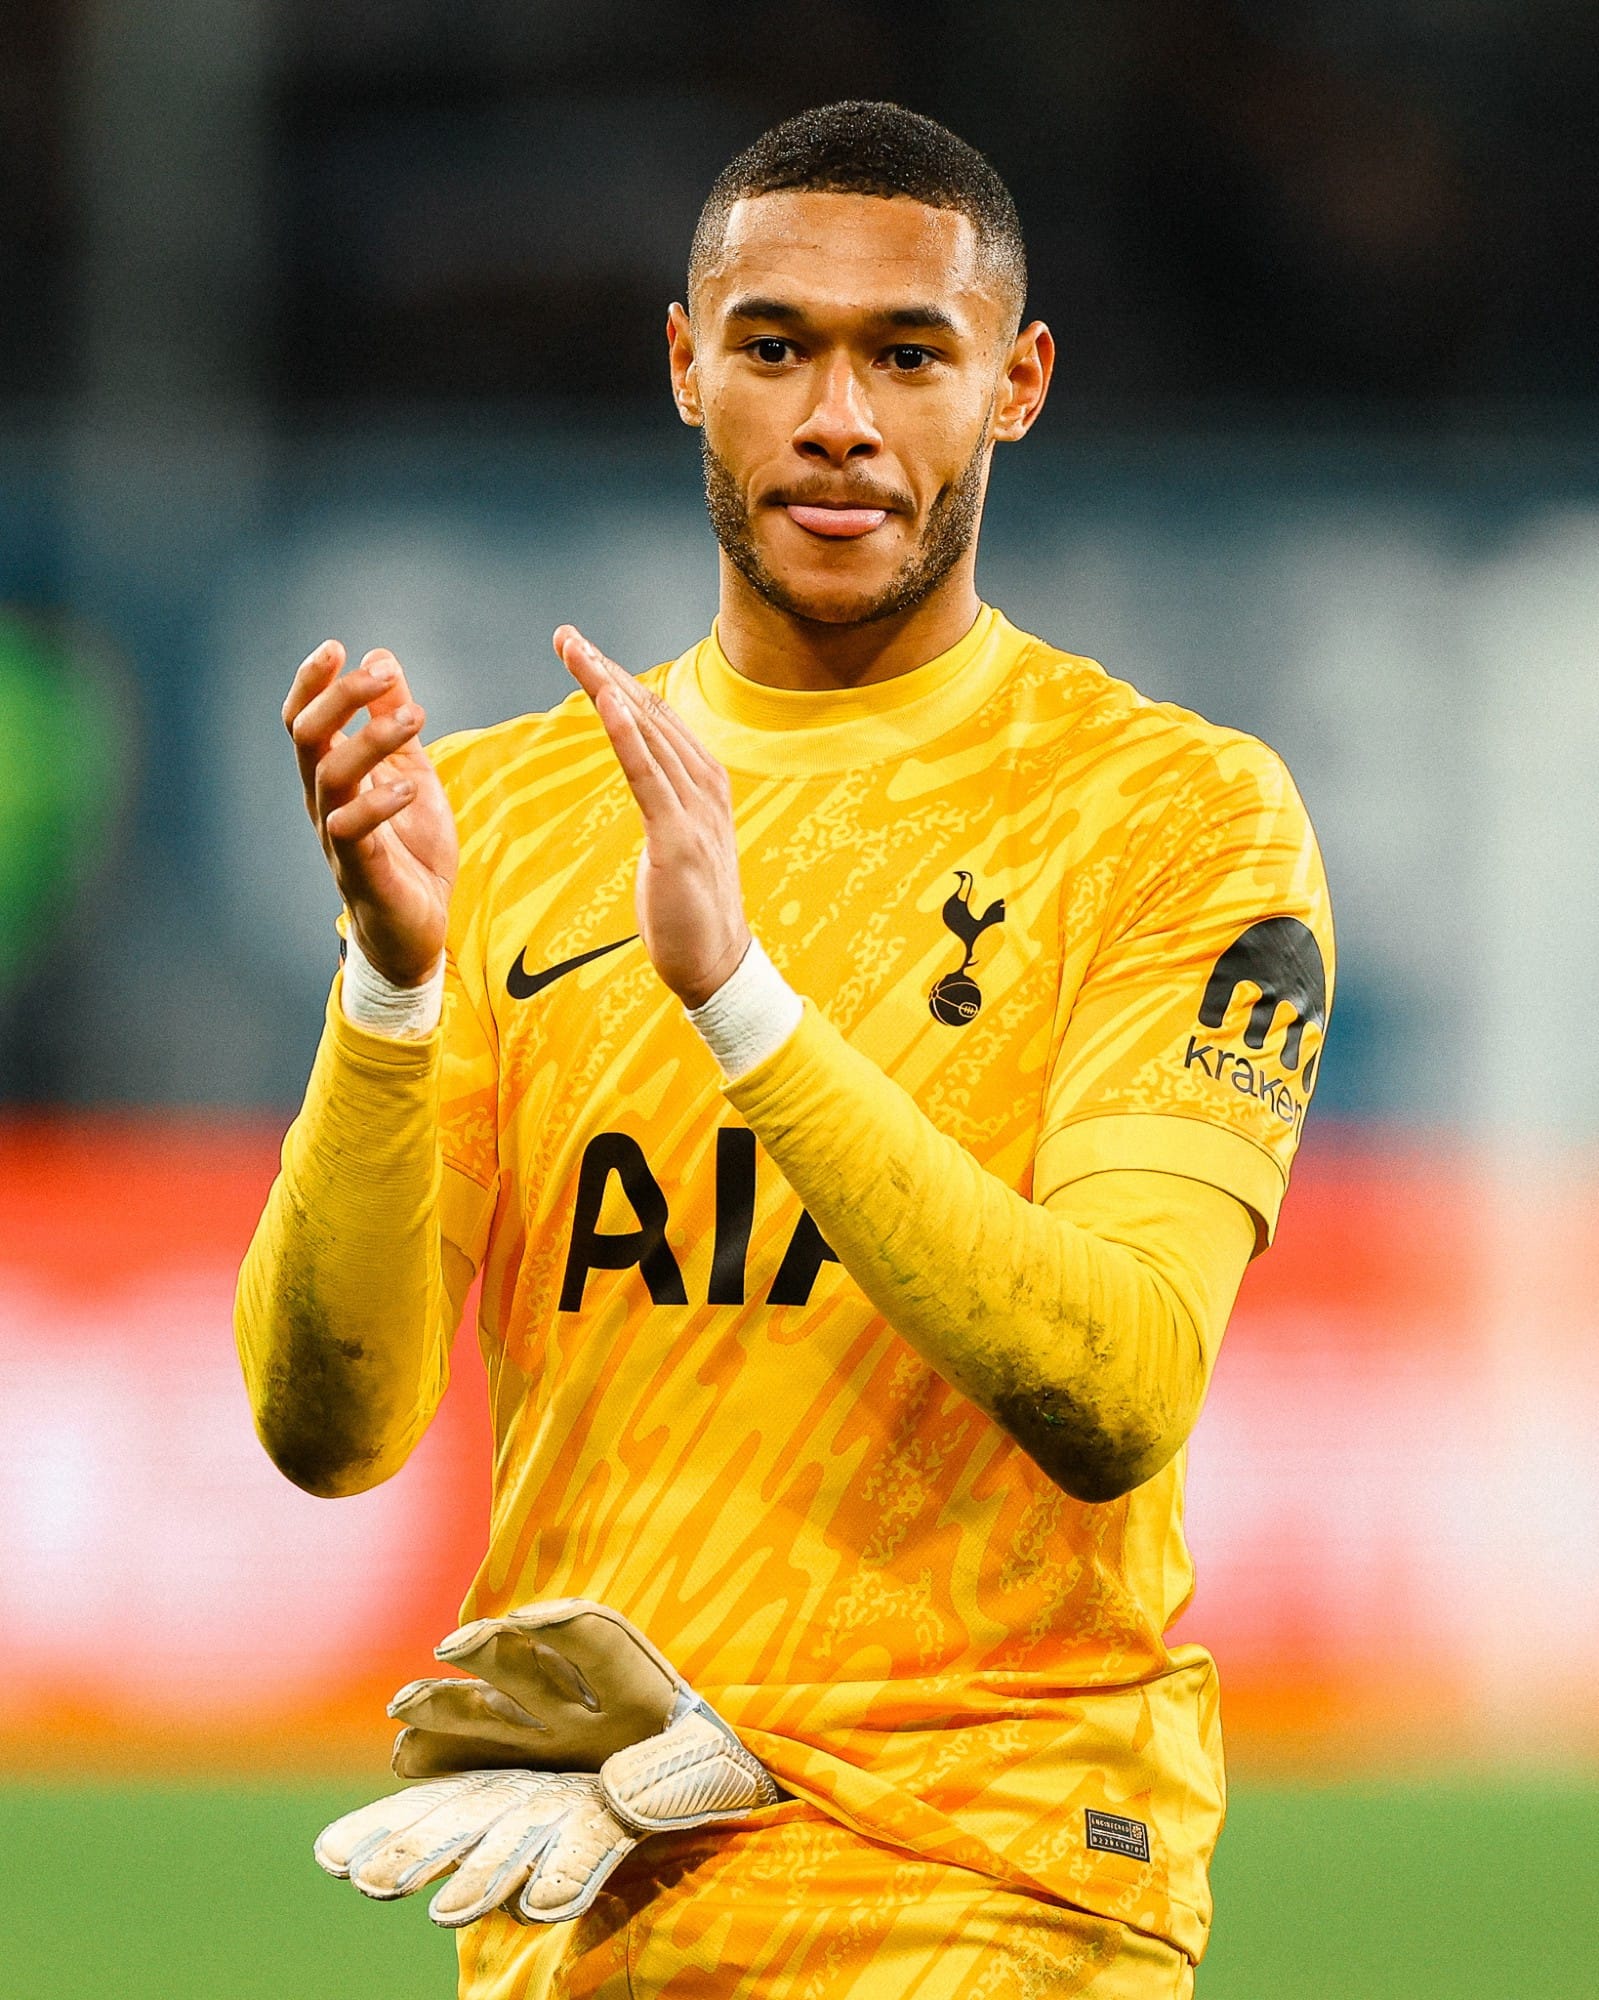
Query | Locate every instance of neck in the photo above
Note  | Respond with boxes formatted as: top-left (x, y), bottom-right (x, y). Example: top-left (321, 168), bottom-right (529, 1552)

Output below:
top-left (714, 556), bottom-right (984, 692)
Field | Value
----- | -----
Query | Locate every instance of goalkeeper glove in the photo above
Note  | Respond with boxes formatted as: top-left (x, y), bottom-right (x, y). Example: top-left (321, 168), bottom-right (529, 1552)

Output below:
top-left (313, 1598), bottom-right (782, 1928)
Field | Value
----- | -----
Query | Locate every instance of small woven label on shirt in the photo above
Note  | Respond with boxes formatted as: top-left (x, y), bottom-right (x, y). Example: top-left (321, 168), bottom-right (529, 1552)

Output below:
top-left (1084, 1808), bottom-right (1151, 1862)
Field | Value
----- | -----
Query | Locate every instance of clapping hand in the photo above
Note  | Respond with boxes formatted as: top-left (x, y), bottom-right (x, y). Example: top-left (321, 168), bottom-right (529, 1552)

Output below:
top-left (555, 627), bottom-right (750, 1010)
top-left (283, 640), bottom-right (458, 986)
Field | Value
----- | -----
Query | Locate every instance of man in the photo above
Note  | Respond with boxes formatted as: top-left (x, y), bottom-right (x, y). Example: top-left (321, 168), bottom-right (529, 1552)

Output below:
top-left (237, 101), bottom-right (1332, 1999)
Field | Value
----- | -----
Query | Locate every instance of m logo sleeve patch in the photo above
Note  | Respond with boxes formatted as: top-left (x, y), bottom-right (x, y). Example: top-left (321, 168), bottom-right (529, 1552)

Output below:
top-left (1199, 914), bottom-right (1328, 1083)
top-left (1031, 736), bottom-right (1335, 1239)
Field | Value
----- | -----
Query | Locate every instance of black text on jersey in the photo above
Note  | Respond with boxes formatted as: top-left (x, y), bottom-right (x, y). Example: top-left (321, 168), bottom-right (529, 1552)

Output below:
top-left (558, 1128), bottom-right (838, 1311)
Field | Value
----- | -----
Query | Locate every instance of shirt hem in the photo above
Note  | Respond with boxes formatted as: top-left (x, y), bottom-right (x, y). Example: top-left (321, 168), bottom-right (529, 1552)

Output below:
top-left (1035, 1110), bottom-right (1288, 1246)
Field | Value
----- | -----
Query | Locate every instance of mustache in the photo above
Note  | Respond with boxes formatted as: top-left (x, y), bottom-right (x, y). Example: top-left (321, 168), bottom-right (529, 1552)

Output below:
top-left (764, 477), bottom-right (914, 514)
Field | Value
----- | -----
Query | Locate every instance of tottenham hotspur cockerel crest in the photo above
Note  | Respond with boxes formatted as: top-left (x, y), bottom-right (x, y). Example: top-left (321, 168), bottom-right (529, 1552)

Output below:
top-left (928, 871), bottom-right (1006, 1025)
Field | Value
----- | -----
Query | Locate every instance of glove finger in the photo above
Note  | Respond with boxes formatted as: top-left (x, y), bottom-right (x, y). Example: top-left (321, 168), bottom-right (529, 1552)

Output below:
top-left (388, 1677), bottom-right (555, 1777)
top-left (426, 1774), bottom-right (596, 1929)
top-left (389, 1676), bottom-right (547, 1737)
top-left (516, 1782), bottom-right (639, 1925)
top-left (434, 1602), bottom-right (678, 1767)
top-left (392, 1724), bottom-right (552, 1780)
top-left (315, 1776), bottom-right (476, 1879)
top-left (348, 1771), bottom-right (544, 1901)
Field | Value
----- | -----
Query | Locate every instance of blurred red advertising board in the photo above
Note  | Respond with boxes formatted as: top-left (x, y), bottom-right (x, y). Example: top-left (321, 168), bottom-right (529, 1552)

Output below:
top-left (0, 1118), bottom-right (487, 1773)
top-left (1175, 1134), bottom-right (1599, 1769)
top-left (1, 1118), bottom-right (1595, 1774)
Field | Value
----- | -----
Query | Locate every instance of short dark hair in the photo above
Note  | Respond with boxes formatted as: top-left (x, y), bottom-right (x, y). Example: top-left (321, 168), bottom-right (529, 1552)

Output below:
top-left (689, 101), bottom-right (1026, 326)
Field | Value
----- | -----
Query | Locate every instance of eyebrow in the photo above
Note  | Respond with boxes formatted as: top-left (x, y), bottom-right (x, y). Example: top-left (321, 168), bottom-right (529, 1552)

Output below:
top-left (724, 296), bottom-right (962, 337)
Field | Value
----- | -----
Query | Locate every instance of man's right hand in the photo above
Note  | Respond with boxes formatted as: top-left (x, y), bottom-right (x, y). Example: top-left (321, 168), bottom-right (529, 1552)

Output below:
top-left (284, 640), bottom-right (459, 986)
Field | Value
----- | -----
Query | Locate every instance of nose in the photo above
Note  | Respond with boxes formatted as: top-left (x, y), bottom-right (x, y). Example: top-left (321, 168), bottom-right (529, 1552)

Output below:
top-left (791, 353), bottom-right (882, 465)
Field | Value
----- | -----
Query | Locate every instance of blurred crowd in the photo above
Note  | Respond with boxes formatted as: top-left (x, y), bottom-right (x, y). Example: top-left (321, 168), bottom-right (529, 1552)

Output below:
top-left (3, 0), bottom-right (1597, 413)
top-left (1, 1), bottom-right (1596, 1117)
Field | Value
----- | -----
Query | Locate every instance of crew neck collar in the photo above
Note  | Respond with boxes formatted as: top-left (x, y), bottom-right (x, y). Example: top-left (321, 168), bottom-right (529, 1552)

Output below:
top-left (661, 604), bottom-right (1019, 777)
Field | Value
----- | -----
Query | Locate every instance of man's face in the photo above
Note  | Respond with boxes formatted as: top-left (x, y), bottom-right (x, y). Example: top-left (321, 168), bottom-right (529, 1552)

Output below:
top-left (673, 192), bottom-right (1033, 627)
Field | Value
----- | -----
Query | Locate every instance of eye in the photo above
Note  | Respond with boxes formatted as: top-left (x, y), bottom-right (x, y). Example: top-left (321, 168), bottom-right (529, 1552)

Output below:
top-left (888, 345), bottom-right (934, 372)
top-left (750, 338), bottom-right (794, 365)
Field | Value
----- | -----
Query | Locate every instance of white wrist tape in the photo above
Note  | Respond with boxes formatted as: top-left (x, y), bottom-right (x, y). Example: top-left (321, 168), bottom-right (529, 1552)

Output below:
top-left (685, 935), bottom-right (803, 1080)
top-left (341, 930), bottom-right (445, 1040)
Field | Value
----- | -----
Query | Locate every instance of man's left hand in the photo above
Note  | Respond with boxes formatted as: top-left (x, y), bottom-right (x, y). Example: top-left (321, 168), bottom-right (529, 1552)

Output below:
top-left (556, 626), bottom-right (750, 1010)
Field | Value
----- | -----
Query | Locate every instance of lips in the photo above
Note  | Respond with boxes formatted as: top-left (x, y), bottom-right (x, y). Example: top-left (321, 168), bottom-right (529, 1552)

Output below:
top-left (783, 504), bottom-right (890, 539)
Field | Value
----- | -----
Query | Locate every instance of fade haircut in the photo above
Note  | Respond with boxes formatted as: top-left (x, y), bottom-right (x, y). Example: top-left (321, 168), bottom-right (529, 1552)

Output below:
top-left (688, 101), bottom-right (1027, 329)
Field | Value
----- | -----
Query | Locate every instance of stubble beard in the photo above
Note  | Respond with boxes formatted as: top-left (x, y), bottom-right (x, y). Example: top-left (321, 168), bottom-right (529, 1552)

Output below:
top-left (700, 435), bottom-right (989, 629)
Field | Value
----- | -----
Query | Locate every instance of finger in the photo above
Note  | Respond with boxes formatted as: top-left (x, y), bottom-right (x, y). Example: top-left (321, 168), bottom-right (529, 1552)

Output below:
top-left (390, 1676), bottom-right (549, 1736)
top-left (554, 626), bottom-right (671, 751)
top-left (314, 703), bottom-right (425, 811)
top-left (434, 1605), bottom-right (677, 1770)
top-left (516, 1784), bottom-right (637, 1924)
top-left (323, 779), bottom-right (417, 848)
top-left (429, 1817), bottom-right (555, 1927)
top-left (282, 639), bottom-right (345, 734)
top-left (314, 1775), bottom-right (474, 1878)
top-left (284, 641), bottom-right (346, 817)
top-left (290, 653), bottom-right (398, 749)
top-left (297, 725), bottom-right (349, 826)
top-left (552, 624), bottom-right (611, 701)
top-left (438, 1602), bottom-right (679, 1701)
top-left (610, 693), bottom-right (734, 843)
top-left (556, 625), bottom-right (726, 793)
top-left (306, 652), bottom-right (428, 790)
top-left (554, 625), bottom-right (669, 735)
top-left (592, 683), bottom-right (686, 819)
top-left (427, 1779), bottom-right (582, 1927)
top-left (629, 674), bottom-right (721, 778)
top-left (348, 1771), bottom-right (539, 1900)
top-left (619, 687), bottom-right (702, 802)
top-left (393, 1726), bottom-right (544, 1780)
top-left (552, 628), bottom-right (694, 816)
top-left (358, 648), bottom-right (423, 726)
top-left (389, 1676), bottom-right (554, 1779)
top-left (290, 656), bottom-right (403, 803)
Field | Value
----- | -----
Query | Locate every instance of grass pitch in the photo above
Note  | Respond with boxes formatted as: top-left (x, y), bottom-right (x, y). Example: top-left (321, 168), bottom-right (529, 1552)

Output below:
top-left (0, 1776), bottom-right (1591, 1997)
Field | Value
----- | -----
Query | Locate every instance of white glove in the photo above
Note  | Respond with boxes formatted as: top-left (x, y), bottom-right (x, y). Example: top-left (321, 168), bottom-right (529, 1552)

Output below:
top-left (314, 1599), bottom-right (782, 1928)
top-left (315, 1769), bottom-right (638, 1927)
top-left (385, 1596), bottom-right (686, 1779)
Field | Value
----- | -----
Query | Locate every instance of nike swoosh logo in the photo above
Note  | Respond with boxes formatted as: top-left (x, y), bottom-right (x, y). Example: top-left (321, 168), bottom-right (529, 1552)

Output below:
top-left (506, 934), bottom-right (638, 1000)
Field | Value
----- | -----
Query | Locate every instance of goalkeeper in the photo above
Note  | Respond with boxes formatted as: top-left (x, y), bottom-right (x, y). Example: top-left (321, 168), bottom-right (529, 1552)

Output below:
top-left (237, 102), bottom-right (1333, 1999)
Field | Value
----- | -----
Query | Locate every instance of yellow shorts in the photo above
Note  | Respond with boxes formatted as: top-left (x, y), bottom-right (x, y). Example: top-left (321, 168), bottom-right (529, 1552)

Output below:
top-left (455, 1807), bottom-right (1193, 2000)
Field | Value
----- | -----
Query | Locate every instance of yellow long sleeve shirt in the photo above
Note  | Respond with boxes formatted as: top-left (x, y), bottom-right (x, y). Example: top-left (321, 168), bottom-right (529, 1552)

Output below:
top-left (236, 605), bottom-right (1333, 1966)
top-left (237, 984), bottom-right (1252, 1503)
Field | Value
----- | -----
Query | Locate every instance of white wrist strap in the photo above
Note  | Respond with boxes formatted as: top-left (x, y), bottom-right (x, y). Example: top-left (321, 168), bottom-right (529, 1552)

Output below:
top-left (341, 930), bottom-right (445, 1040)
top-left (340, 927), bottom-right (794, 1066)
top-left (685, 935), bottom-right (803, 1080)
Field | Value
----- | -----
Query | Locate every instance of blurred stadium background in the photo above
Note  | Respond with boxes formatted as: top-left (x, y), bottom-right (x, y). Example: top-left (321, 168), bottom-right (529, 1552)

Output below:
top-left (2, 3), bottom-right (1597, 1994)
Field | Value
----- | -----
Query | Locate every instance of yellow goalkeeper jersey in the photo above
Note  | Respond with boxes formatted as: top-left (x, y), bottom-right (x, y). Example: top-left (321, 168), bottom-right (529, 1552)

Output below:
top-left (403, 604), bottom-right (1330, 1964)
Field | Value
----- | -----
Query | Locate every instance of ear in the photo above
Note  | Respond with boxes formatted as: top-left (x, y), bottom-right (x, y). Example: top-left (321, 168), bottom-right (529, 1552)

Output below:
top-left (667, 304), bottom-right (702, 428)
top-left (991, 320), bottom-right (1054, 444)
